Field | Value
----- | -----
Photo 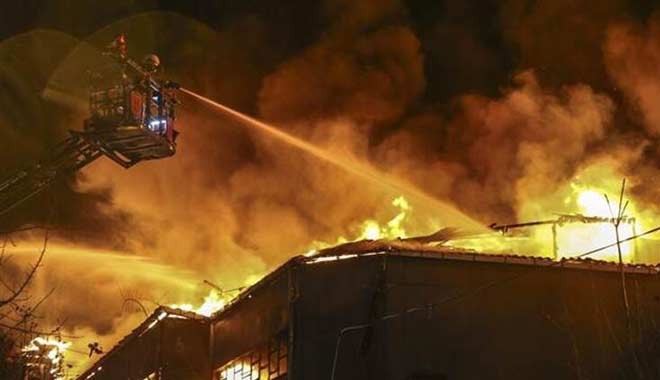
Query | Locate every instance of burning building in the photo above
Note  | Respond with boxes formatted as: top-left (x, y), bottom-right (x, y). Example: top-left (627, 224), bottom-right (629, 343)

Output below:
top-left (6, 3), bottom-right (660, 380)
top-left (77, 307), bottom-right (210, 380)
top-left (76, 240), bottom-right (660, 380)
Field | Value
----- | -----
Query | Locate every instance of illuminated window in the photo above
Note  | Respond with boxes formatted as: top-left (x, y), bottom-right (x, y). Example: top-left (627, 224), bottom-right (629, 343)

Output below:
top-left (216, 337), bottom-right (288, 380)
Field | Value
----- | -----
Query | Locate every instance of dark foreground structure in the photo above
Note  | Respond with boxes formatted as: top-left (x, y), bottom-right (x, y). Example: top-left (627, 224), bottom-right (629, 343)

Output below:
top-left (77, 241), bottom-right (660, 380)
top-left (78, 307), bottom-right (210, 380)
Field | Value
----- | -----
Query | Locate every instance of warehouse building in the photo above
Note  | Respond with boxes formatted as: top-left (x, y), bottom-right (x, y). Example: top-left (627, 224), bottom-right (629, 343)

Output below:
top-left (78, 240), bottom-right (660, 380)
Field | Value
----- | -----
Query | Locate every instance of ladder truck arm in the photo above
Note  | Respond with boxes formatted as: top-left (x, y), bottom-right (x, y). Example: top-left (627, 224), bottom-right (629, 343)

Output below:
top-left (0, 34), bottom-right (180, 218)
top-left (0, 135), bottom-right (102, 217)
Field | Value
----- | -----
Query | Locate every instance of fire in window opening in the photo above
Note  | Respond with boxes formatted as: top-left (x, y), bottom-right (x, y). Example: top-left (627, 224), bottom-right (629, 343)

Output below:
top-left (216, 336), bottom-right (288, 380)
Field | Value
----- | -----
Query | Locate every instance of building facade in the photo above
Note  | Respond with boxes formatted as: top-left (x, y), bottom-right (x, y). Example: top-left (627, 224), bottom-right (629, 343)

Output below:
top-left (78, 241), bottom-right (660, 380)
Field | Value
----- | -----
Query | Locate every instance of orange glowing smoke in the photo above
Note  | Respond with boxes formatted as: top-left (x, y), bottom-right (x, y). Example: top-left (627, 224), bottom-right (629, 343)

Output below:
top-left (181, 88), bottom-right (486, 233)
top-left (170, 196), bottom-right (415, 316)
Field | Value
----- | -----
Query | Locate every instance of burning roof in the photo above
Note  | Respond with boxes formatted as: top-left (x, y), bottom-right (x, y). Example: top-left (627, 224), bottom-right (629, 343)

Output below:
top-left (307, 238), bottom-right (660, 274)
top-left (77, 306), bottom-right (209, 380)
top-left (205, 235), bottom-right (660, 327)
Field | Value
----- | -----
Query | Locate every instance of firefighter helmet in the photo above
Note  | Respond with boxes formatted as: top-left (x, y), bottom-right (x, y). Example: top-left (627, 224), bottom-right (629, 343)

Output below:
top-left (142, 54), bottom-right (161, 73)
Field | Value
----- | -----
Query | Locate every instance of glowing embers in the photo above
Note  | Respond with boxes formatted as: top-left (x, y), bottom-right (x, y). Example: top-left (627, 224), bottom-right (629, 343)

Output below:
top-left (181, 88), bottom-right (485, 233)
top-left (216, 336), bottom-right (288, 380)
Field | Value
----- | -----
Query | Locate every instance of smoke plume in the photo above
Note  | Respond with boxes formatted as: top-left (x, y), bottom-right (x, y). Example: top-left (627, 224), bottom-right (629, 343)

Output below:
top-left (4, 1), bottom-right (660, 375)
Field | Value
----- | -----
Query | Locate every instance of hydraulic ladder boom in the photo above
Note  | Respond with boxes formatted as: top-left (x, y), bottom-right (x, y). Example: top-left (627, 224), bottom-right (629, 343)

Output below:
top-left (0, 134), bottom-right (103, 216)
top-left (0, 34), bottom-right (180, 218)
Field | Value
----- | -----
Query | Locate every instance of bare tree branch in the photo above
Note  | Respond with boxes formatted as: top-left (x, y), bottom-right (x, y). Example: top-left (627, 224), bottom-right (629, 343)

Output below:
top-left (0, 322), bottom-right (79, 339)
top-left (0, 229), bottom-right (49, 307)
top-left (12, 286), bottom-right (56, 329)
top-left (0, 311), bottom-right (21, 323)
top-left (0, 236), bottom-right (7, 265)
top-left (0, 274), bottom-right (17, 294)
top-left (0, 224), bottom-right (49, 236)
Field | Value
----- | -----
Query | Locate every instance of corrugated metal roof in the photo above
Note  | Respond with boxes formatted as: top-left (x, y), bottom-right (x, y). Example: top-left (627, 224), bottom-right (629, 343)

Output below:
top-left (309, 239), bottom-right (660, 274)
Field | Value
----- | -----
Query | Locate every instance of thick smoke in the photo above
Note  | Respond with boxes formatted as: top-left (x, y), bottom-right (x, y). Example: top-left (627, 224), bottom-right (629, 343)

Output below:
top-left (498, 0), bottom-right (628, 88)
top-left (375, 71), bottom-right (614, 224)
top-left (0, 30), bottom-right (137, 246)
top-left (258, 0), bottom-right (423, 127)
top-left (605, 13), bottom-right (660, 136)
top-left (82, 2), bottom-right (428, 275)
top-left (4, 1), bottom-right (660, 375)
top-left (603, 13), bottom-right (660, 214)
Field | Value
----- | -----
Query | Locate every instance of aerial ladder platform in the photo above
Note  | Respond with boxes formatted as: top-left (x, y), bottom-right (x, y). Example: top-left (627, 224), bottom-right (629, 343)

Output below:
top-left (0, 35), bottom-right (180, 217)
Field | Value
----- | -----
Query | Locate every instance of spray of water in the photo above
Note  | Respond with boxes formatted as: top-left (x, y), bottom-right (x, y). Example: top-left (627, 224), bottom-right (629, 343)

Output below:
top-left (181, 88), bottom-right (487, 232)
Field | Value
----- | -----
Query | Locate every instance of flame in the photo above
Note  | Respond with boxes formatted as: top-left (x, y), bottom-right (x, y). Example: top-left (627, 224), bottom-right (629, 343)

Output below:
top-left (357, 196), bottom-right (410, 240)
top-left (443, 161), bottom-right (652, 263)
top-left (555, 181), bottom-right (640, 261)
top-left (170, 289), bottom-right (227, 317)
top-left (169, 275), bottom-right (264, 317)
top-left (178, 166), bottom-right (648, 291)
top-left (305, 196), bottom-right (411, 256)
top-left (515, 160), bottom-right (648, 262)
top-left (22, 337), bottom-right (71, 379)
top-left (219, 362), bottom-right (259, 380)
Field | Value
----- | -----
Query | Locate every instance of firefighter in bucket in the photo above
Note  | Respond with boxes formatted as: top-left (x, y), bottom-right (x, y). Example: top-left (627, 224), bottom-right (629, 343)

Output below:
top-left (82, 34), bottom-right (180, 168)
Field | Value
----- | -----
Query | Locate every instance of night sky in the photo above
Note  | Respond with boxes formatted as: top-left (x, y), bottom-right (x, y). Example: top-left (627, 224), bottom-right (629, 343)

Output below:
top-left (2, 0), bottom-right (655, 104)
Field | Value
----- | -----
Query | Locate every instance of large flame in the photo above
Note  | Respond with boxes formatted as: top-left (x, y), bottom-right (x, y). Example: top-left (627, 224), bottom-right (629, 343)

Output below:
top-left (450, 161), bottom-right (651, 262)
top-left (356, 196), bottom-right (411, 240)
top-left (554, 181), bottom-right (640, 261)
top-left (169, 274), bottom-right (265, 317)
top-left (304, 195), bottom-right (412, 256)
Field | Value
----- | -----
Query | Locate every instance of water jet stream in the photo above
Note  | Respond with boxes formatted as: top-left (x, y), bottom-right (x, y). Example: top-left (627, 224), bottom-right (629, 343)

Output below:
top-left (181, 88), bottom-right (486, 232)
